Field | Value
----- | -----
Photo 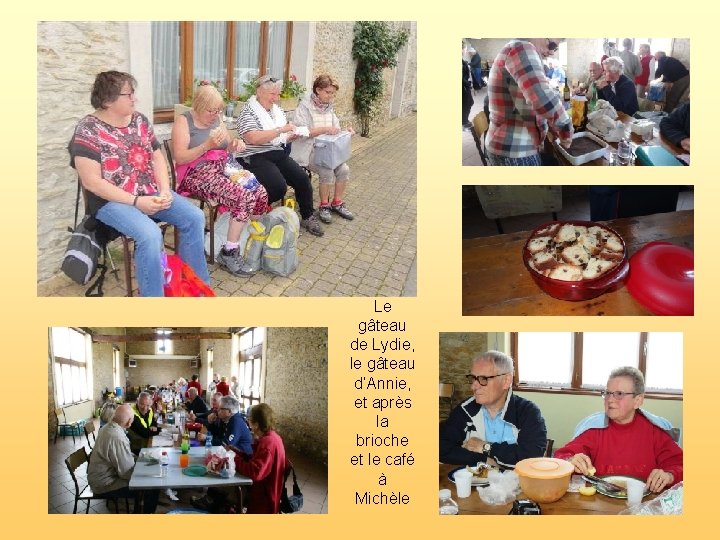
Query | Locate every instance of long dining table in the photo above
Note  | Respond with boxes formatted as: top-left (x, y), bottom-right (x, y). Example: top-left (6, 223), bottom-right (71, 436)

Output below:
top-left (462, 210), bottom-right (694, 316)
top-left (439, 463), bottom-right (655, 515)
top-left (547, 111), bottom-right (686, 166)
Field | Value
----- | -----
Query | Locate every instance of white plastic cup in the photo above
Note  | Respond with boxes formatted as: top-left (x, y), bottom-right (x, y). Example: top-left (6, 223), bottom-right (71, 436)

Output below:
top-left (626, 478), bottom-right (645, 507)
top-left (455, 469), bottom-right (473, 498)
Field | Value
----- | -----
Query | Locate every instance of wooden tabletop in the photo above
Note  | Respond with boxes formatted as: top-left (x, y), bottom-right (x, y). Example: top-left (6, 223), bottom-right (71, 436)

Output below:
top-left (462, 210), bottom-right (694, 316)
top-left (439, 464), bottom-right (652, 515)
top-left (548, 111), bottom-right (684, 166)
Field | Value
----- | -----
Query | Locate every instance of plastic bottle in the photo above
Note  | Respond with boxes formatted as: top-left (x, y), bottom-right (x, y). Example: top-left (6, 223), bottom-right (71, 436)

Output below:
top-left (205, 433), bottom-right (213, 456)
top-left (617, 138), bottom-right (632, 165)
top-left (160, 451), bottom-right (169, 478)
top-left (439, 489), bottom-right (459, 515)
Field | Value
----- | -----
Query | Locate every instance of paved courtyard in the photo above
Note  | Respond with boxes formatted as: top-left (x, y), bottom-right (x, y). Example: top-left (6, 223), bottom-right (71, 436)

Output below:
top-left (39, 114), bottom-right (417, 297)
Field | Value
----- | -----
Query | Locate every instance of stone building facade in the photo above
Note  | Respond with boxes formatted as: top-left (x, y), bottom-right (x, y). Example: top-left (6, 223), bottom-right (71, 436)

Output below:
top-left (37, 21), bottom-right (417, 286)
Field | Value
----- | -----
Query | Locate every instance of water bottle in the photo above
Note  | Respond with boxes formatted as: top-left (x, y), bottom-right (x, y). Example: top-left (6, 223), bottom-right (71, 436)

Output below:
top-left (439, 489), bottom-right (459, 515)
top-left (160, 451), bottom-right (169, 478)
top-left (241, 174), bottom-right (260, 192)
top-left (205, 433), bottom-right (213, 456)
top-left (617, 138), bottom-right (632, 165)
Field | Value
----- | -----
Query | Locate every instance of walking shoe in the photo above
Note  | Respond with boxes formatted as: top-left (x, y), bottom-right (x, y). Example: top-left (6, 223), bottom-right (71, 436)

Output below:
top-left (301, 213), bottom-right (325, 236)
top-left (216, 247), bottom-right (254, 276)
top-left (318, 205), bottom-right (332, 224)
top-left (331, 201), bottom-right (354, 220)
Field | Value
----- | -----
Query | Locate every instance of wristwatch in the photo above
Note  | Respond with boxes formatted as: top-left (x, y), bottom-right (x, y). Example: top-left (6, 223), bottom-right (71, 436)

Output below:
top-left (482, 442), bottom-right (492, 454)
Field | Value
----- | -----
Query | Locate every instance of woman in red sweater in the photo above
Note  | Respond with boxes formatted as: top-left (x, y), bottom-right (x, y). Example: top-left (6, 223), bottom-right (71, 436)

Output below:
top-left (554, 367), bottom-right (682, 493)
top-left (231, 403), bottom-right (287, 513)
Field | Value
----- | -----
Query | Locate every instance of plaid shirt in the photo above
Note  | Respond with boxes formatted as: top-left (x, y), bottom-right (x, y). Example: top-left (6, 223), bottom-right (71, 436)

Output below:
top-left (487, 40), bottom-right (573, 158)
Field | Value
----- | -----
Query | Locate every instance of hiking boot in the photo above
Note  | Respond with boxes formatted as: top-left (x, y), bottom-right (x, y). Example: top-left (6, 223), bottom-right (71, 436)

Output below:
top-left (301, 213), bottom-right (325, 237)
top-left (331, 201), bottom-right (354, 220)
top-left (318, 205), bottom-right (332, 224)
top-left (216, 247), bottom-right (254, 276)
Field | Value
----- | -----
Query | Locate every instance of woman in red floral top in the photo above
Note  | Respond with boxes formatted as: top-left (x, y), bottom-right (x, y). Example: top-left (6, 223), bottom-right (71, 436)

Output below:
top-left (69, 71), bottom-right (209, 296)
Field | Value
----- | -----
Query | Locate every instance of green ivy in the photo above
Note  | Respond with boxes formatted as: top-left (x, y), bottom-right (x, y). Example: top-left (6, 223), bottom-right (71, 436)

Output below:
top-left (352, 21), bottom-right (409, 136)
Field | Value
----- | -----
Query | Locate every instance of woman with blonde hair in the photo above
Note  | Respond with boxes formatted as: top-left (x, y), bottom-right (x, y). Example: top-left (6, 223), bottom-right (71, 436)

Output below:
top-left (172, 83), bottom-right (269, 275)
top-left (292, 74), bottom-right (355, 224)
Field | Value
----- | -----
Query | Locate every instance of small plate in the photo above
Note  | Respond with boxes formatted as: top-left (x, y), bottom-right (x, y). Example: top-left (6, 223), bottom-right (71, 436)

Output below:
top-left (448, 466), bottom-right (490, 487)
top-left (182, 465), bottom-right (208, 477)
top-left (595, 475), bottom-right (650, 499)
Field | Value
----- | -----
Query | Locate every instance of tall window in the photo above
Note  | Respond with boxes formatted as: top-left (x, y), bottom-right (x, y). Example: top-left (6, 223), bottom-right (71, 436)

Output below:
top-left (155, 329), bottom-right (172, 354)
top-left (51, 327), bottom-right (90, 406)
top-left (151, 21), bottom-right (293, 122)
top-left (237, 327), bottom-right (265, 411)
top-left (513, 332), bottom-right (683, 395)
top-left (112, 347), bottom-right (121, 389)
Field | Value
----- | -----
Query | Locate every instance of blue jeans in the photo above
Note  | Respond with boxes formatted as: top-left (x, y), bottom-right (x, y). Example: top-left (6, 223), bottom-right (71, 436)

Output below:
top-left (96, 192), bottom-right (210, 296)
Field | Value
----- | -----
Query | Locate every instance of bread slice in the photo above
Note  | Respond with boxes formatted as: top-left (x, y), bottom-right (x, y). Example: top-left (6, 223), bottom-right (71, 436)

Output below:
top-left (548, 264), bottom-right (583, 281)
top-left (578, 233), bottom-right (602, 255)
top-left (561, 244), bottom-right (590, 265)
top-left (533, 251), bottom-right (559, 271)
top-left (527, 236), bottom-right (551, 254)
top-left (583, 257), bottom-right (617, 279)
top-left (604, 234), bottom-right (623, 252)
top-left (554, 223), bottom-right (577, 243)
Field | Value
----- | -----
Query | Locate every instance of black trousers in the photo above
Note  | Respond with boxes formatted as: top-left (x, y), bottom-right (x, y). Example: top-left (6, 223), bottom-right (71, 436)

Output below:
top-left (239, 150), bottom-right (314, 219)
top-left (99, 486), bottom-right (159, 513)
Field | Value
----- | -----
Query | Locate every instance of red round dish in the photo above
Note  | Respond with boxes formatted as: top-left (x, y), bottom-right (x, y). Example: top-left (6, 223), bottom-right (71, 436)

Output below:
top-left (626, 241), bottom-right (694, 315)
top-left (522, 220), bottom-right (629, 302)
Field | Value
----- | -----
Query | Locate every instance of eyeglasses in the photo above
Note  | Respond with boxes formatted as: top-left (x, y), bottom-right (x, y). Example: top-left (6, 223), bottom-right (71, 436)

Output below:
top-left (256, 75), bottom-right (279, 85)
top-left (119, 92), bottom-right (136, 99)
top-left (546, 39), bottom-right (559, 52)
top-left (219, 407), bottom-right (232, 413)
top-left (600, 390), bottom-right (638, 400)
top-left (465, 373), bottom-right (509, 386)
top-left (207, 108), bottom-right (223, 114)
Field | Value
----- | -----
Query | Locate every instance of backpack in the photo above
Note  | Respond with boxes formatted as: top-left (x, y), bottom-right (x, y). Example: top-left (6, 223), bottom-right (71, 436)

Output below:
top-left (163, 254), bottom-right (216, 297)
top-left (61, 216), bottom-right (103, 286)
top-left (261, 202), bottom-right (300, 277)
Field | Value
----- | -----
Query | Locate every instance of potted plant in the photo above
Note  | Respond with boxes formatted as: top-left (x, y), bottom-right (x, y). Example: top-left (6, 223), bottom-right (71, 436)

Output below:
top-left (279, 74), bottom-right (306, 111)
top-left (177, 79), bottom-right (237, 118)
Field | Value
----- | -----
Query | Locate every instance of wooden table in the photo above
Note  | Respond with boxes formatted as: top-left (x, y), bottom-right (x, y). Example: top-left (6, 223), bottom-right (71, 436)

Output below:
top-left (462, 210), bottom-right (693, 316)
top-left (548, 112), bottom-right (685, 166)
top-left (129, 447), bottom-right (252, 491)
top-left (440, 464), bottom-right (654, 515)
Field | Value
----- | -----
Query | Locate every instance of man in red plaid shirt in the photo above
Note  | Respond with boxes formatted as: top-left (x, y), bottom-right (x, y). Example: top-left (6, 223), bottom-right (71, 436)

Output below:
top-left (486, 38), bottom-right (573, 165)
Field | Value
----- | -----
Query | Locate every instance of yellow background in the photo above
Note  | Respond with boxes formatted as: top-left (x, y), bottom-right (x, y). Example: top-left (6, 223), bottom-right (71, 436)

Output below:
top-left (3, 1), bottom-right (717, 535)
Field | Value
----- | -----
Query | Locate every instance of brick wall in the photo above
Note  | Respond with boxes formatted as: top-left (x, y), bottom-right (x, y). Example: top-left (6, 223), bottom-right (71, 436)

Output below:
top-left (264, 327), bottom-right (328, 463)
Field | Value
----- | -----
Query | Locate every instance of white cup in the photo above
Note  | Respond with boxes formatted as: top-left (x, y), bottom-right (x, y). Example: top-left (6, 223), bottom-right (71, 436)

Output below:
top-left (455, 470), bottom-right (473, 498)
top-left (626, 478), bottom-right (645, 507)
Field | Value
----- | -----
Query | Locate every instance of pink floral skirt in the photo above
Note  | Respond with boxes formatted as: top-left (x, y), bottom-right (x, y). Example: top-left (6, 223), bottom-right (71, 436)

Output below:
top-left (181, 159), bottom-right (268, 222)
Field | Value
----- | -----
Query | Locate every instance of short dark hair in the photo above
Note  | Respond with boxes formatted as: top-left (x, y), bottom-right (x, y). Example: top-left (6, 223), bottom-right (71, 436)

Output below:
top-left (249, 403), bottom-right (275, 433)
top-left (191, 374), bottom-right (198, 381)
top-left (312, 74), bottom-right (339, 95)
top-left (90, 71), bottom-right (136, 110)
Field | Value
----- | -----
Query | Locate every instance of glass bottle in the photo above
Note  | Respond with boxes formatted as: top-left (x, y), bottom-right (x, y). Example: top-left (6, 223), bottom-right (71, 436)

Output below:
top-left (439, 489), bottom-right (459, 515)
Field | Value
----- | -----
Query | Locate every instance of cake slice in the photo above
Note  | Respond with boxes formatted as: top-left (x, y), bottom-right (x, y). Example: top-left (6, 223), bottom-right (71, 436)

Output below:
top-left (554, 223), bottom-right (577, 243)
top-left (548, 264), bottom-right (583, 281)
top-left (561, 244), bottom-right (590, 265)
top-left (582, 257), bottom-right (617, 279)
top-left (533, 251), bottom-right (560, 271)
top-left (527, 236), bottom-right (551, 254)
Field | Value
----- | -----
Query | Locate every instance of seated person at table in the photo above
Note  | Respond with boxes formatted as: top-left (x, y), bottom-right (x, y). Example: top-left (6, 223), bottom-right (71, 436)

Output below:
top-left (575, 62), bottom-right (603, 98)
top-left (439, 351), bottom-right (547, 468)
top-left (186, 374), bottom-right (202, 398)
top-left (596, 56), bottom-right (639, 115)
top-left (554, 367), bottom-right (683, 493)
top-left (127, 392), bottom-right (160, 454)
top-left (208, 396), bottom-right (252, 453)
top-left (190, 391), bottom-right (223, 425)
top-left (185, 387), bottom-right (208, 416)
top-left (545, 58), bottom-right (566, 85)
top-left (88, 405), bottom-right (159, 513)
top-left (660, 102), bottom-right (690, 152)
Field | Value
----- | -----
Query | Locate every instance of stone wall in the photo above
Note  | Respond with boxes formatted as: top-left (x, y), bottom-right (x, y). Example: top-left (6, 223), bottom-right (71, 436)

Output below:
top-left (48, 342), bottom-right (57, 440)
top-left (401, 22), bottom-right (418, 115)
top-left (90, 327), bottom-right (126, 410)
top-left (264, 327), bottom-right (328, 463)
top-left (37, 22), bottom-right (131, 283)
top-left (439, 333), bottom-right (502, 420)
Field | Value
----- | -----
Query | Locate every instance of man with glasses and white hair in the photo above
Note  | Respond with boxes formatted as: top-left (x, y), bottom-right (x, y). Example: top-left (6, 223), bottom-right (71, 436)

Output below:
top-left (596, 56), bottom-right (639, 115)
top-left (440, 351), bottom-right (547, 468)
top-left (216, 395), bottom-right (253, 455)
top-left (555, 366), bottom-right (683, 493)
